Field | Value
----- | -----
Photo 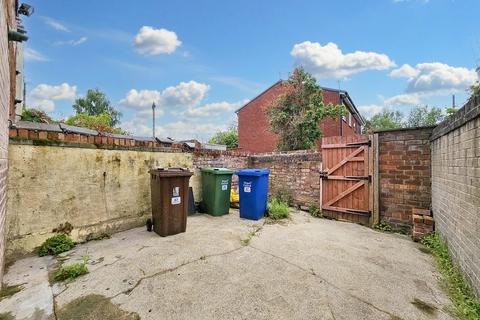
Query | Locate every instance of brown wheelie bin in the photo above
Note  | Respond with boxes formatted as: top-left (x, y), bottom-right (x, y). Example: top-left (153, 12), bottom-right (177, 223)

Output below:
top-left (148, 168), bottom-right (193, 236)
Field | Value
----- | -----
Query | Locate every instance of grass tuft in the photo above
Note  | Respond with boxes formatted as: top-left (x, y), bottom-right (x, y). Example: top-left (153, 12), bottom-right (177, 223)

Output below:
top-left (422, 232), bottom-right (480, 320)
top-left (372, 219), bottom-right (393, 233)
top-left (241, 225), bottom-right (263, 246)
top-left (308, 205), bottom-right (323, 218)
top-left (38, 234), bottom-right (75, 256)
top-left (54, 257), bottom-right (89, 282)
top-left (267, 198), bottom-right (289, 220)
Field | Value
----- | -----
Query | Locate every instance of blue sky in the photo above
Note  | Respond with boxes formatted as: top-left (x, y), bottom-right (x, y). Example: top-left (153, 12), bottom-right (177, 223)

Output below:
top-left (23, 0), bottom-right (480, 140)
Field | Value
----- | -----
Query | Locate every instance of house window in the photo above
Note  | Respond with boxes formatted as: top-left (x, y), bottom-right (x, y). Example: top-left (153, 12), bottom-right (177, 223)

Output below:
top-left (342, 114), bottom-right (346, 122)
top-left (348, 113), bottom-right (352, 127)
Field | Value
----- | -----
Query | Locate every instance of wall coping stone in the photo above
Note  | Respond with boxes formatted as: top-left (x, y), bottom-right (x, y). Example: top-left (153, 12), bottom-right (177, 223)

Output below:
top-left (431, 95), bottom-right (480, 141)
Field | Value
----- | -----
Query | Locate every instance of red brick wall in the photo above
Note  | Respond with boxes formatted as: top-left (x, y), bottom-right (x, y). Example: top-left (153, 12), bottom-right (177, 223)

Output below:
top-left (0, 0), bottom-right (15, 286)
top-left (378, 127), bottom-right (433, 232)
top-left (238, 82), bottom-right (359, 152)
top-left (249, 151), bottom-right (322, 208)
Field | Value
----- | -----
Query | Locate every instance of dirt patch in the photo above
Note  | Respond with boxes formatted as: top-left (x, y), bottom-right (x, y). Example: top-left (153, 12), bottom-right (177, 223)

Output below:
top-left (0, 284), bottom-right (23, 301)
top-left (0, 312), bottom-right (14, 320)
top-left (411, 298), bottom-right (437, 315)
top-left (54, 294), bottom-right (140, 320)
top-left (418, 246), bottom-right (432, 254)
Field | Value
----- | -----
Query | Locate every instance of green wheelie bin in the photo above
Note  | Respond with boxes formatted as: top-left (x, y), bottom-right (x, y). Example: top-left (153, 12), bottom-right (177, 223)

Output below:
top-left (201, 167), bottom-right (234, 216)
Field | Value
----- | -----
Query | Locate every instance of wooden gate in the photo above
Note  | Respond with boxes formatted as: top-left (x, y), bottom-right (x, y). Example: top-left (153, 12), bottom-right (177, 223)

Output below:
top-left (321, 135), bottom-right (375, 226)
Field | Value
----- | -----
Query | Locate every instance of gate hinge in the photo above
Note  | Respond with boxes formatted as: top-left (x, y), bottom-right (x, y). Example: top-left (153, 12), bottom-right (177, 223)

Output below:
top-left (320, 171), bottom-right (328, 179)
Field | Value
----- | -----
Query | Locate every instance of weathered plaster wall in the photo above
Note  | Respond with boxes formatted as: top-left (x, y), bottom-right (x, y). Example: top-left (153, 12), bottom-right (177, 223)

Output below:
top-left (6, 143), bottom-right (194, 257)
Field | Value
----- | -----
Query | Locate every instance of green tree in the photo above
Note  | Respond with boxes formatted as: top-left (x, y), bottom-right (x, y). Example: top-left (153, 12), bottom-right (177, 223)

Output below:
top-left (267, 67), bottom-right (345, 151)
top-left (65, 113), bottom-right (127, 134)
top-left (406, 105), bottom-right (444, 127)
top-left (208, 125), bottom-right (238, 148)
top-left (470, 82), bottom-right (480, 97)
top-left (73, 89), bottom-right (121, 126)
top-left (364, 109), bottom-right (404, 131)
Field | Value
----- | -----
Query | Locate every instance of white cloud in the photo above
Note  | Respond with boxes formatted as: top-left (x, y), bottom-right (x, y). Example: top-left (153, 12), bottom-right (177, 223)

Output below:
top-left (290, 41), bottom-right (395, 78)
top-left (119, 81), bottom-right (209, 114)
top-left (55, 37), bottom-right (88, 46)
top-left (161, 81), bottom-right (210, 107)
top-left (29, 83), bottom-right (77, 112)
top-left (157, 121), bottom-right (227, 141)
top-left (358, 104), bottom-right (385, 118)
top-left (384, 93), bottom-right (421, 106)
top-left (180, 100), bottom-right (247, 118)
top-left (385, 62), bottom-right (478, 106)
top-left (134, 26), bottom-right (181, 55)
top-left (404, 63), bottom-right (477, 94)
top-left (120, 89), bottom-right (162, 110)
top-left (389, 64), bottom-right (419, 79)
top-left (43, 17), bottom-right (69, 32)
top-left (24, 48), bottom-right (48, 62)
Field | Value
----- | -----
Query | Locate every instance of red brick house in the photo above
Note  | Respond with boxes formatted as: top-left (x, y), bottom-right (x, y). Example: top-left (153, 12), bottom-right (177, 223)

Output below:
top-left (236, 80), bottom-right (365, 153)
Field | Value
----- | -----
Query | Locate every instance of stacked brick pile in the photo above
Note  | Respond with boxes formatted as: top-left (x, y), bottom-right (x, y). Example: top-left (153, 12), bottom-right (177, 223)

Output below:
top-left (412, 208), bottom-right (434, 241)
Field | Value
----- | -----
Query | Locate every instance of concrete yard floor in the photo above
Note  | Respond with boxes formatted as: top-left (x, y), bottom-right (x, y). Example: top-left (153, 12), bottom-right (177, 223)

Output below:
top-left (1, 210), bottom-right (454, 320)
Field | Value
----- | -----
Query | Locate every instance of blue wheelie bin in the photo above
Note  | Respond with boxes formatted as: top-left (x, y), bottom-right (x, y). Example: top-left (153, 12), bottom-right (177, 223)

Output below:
top-left (236, 169), bottom-right (270, 220)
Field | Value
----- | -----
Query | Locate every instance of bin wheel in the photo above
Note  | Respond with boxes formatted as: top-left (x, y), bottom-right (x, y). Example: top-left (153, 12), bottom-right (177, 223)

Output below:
top-left (146, 219), bottom-right (153, 232)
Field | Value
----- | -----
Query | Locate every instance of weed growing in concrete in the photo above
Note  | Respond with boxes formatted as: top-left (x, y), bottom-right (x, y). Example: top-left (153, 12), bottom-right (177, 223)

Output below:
top-left (274, 188), bottom-right (293, 206)
top-left (308, 205), bottom-right (323, 218)
top-left (422, 232), bottom-right (480, 320)
top-left (241, 225), bottom-right (263, 246)
top-left (0, 284), bottom-right (23, 301)
top-left (38, 234), bottom-right (75, 256)
top-left (372, 219), bottom-right (393, 233)
top-left (54, 257), bottom-right (89, 282)
top-left (268, 198), bottom-right (289, 220)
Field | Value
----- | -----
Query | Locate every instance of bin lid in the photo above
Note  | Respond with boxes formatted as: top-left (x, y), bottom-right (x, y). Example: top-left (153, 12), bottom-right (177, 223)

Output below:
top-left (201, 167), bottom-right (235, 174)
top-left (235, 169), bottom-right (270, 176)
top-left (149, 167), bottom-right (193, 177)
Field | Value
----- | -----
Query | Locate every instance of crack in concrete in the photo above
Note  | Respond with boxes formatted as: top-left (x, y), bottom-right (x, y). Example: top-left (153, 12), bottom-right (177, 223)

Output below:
top-left (111, 246), bottom-right (246, 300)
top-left (249, 245), bottom-right (399, 319)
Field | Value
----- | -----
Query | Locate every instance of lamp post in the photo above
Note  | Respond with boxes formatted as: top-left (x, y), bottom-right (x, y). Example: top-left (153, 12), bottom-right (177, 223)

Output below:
top-left (152, 102), bottom-right (156, 139)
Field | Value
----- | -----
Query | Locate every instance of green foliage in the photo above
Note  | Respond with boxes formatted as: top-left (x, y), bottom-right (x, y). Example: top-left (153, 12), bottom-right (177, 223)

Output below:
top-left (365, 109), bottom-right (404, 131)
top-left (208, 125), bottom-right (238, 148)
top-left (54, 257), bottom-right (89, 282)
top-left (73, 89), bottom-right (121, 126)
top-left (308, 205), bottom-right (323, 218)
top-left (268, 67), bottom-right (345, 151)
top-left (406, 105), bottom-right (444, 127)
top-left (470, 82), bottom-right (480, 97)
top-left (65, 113), bottom-right (127, 134)
top-left (20, 108), bottom-right (54, 123)
top-left (274, 188), bottom-right (294, 206)
top-left (38, 234), bottom-right (75, 256)
top-left (422, 232), bottom-right (480, 320)
top-left (267, 198), bottom-right (290, 220)
top-left (445, 107), bottom-right (458, 116)
top-left (372, 219), bottom-right (393, 233)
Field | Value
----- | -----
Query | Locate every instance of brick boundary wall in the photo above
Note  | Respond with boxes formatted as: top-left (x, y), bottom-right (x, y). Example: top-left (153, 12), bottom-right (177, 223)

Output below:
top-left (431, 95), bottom-right (480, 296)
top-left (249, 150), bottom-right (322, 209)
top-left (377, 127), bottom-right (434, 233)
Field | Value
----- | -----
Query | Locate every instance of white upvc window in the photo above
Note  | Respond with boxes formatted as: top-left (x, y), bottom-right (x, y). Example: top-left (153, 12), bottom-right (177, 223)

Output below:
top-left (348, 112), bottom-right (352, 127)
